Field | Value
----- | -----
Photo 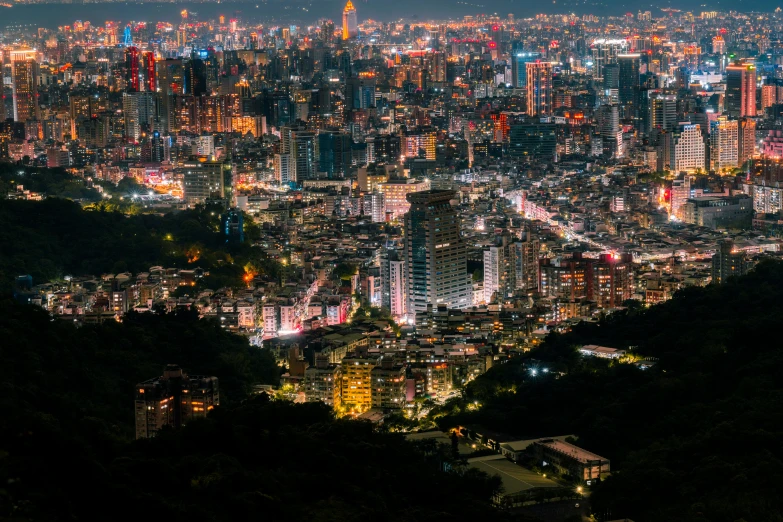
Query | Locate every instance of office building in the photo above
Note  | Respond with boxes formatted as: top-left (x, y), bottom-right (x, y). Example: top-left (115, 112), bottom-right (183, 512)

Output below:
top-left (483, 245), bottom-right (504, 304)
top-left (532, 439), bottom-right (610, 481)
top-left (525, 61), bottom-right (552, 116)
top-left (590, 39), bottom-right (627, 83)
top-left (135, 365), bottom-right (219, 439)
top-left (125, 46), bottom-right (141, 92)
top-left (318, 130), bottom-right (352, 178)
top-left (143, 51), bottom-right (156, 92)
top-left (404, 190), bottom-right (471, 317)
top-left (11, 49), bottom-right (39, 123)
top-left (649, 94), bottom-right (677, 133)
top-left (602, 63), bottom-right (619, 100)
top-left (725, 64), bottom-right (757, 118)
top-left (186, 57), bottom-right (208, 96)
top-left (281, 126), bottom-right (316, 182)
top-left (618, 53), bottom-right (641, 117)
top-left (738, 117), bottom-right (756, 165)
top-left (712, 35), bottom-right (726, 54)
top-left (274, 153), bottom-right (293, 184)
top-left (508, 123), bottom-right (557, 160)
top-left (122, 92), bottom-right (157, 142)
top-left (683, 195), bottom-right (752, 229)
top-left (179, 160), bottom-right (229, 206)
top-left (597, 104), bottom-right (623, 158)
top-left (377, 178), bottom-right (431, 219)
top-left (381, 249), bottom-right (406, 317)
top-left (402, 132), bottom-right (437, 160)
top-left (510, 52), bottom-right (541, 88)
top-left (669, 123), bottom-right (705, 173)
top-left (709, 117), bottom-right (739, 172)
top-left (342, 0), bottom-right (358, 40)
top-left (345, 75), bottom-right (376, 110)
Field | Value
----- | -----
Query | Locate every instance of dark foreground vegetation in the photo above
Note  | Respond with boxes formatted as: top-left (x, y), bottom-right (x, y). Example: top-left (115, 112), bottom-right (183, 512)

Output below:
top-left (433, 260), bottom-right (783, 522)
top-left (0, 301), bottom-right (503, 521)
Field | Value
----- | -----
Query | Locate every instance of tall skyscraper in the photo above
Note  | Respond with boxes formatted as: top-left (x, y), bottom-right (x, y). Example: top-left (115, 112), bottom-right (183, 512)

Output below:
top-left (738, 117), bottom-right (756, 166)
top-left (404, 190), bottom-right (470, 318)
top-left (483, 245), bottom-right (504, 304)
top-left (597, 104), bottom-right (623, 158)
top-left (345, 75), bottom-right (376, 110)
top-left (726, 64), bottom-right (757, 118)
top-left (11, 49), bottom-right (39, 123)
top-left (318, 130), bottom-right (352, 178)
top-left (669, 123), bottom-right (706, 173)
top-left (274, 153), bottom-right (293, 184)
top-left (186, 57), bottom-right (208, 96)
top-left (342, 0), bottom-right (358, 40)
top-left (135, 365), bottom-right (219, 439)
top-left (525, 61), bottom-right (552, 116)
top-left (591, 39), bottom-right (627, 83)
top-left (602, 63), bottom-right (620, 100)
top-left (156, 58), bottom-right (185, 95)
top-left (122, 92), bottom-right (157, 141)
top-left (281, 126), bottom-right (316, 182)
top-left (510, 52), bottom-right (541, 88)
top-left (381, 249), bottom-right (406, 317)
top-left (618, 53), bottom-right (641, 117)
top-left (512, 232), bottom-right (540, 293)
top-left (143, 51), bottom-right (156, 92)
top-left (649, 94), bottom-right (677, 133)
top-left (125, 46), bottom-right (141, 92)
top-left (709, 117), bottom-right (739, 172)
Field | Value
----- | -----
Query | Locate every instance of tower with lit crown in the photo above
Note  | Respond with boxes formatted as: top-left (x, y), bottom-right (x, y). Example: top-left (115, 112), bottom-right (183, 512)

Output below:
top-left (11, 49), bottom-right (39, 123)
top-left (342, 0), bottom-right (358, 40)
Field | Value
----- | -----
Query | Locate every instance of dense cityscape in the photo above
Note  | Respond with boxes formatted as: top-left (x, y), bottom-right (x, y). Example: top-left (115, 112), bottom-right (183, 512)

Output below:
top-left (2, 3), bottom-right (783, 521)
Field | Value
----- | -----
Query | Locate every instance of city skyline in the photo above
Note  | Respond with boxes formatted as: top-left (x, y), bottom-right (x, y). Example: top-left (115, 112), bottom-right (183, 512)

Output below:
top-left (3, 1), bottom-right (783, 521)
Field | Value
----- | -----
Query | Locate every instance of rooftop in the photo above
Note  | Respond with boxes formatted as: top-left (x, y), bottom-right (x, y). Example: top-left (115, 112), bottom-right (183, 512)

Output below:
top-left (535, 439), bottom-right (609, 464)
top-left (468, 455), bottom-right (559, 495)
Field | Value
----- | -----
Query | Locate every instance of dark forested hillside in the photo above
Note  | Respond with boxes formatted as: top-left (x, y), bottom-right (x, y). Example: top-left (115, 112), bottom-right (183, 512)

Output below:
top-left (0, 198), bottom-right (265, 290)
top-left (432, 260), bottom-right (783, 522)
top-left (0, 300), bottom-right (504, 522)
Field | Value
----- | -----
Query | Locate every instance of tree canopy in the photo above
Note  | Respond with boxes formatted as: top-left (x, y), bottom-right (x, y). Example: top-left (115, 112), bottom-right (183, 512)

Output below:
top-left (0, 299), bottom-right (504, 522)
top-left (432, 259), bottom-right (783, 522)
top-left (0, 198), bottom-right (271, 291)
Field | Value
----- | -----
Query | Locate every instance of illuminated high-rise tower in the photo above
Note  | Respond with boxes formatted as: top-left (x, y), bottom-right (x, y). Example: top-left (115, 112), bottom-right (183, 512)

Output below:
top-left (525, 60), bottom-right (552, 116)
top-left (404, 190), bottom-right (470, 319)
top-left (510, 51), bottom-right (541, 88)
top-left (143, 51), bottom-right (156, 92)
top-left (11, 49), bottom-right (39, 123)
top-left (726, 63), bottom-right (757, 118)
top-left (342, 0), bottom-right (358, 40)
top-left (125, 46), bottom-right (140, 92)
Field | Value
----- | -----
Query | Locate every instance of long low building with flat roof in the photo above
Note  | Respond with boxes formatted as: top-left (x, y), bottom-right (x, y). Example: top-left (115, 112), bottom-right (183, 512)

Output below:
top-left (532, 439), bottom-right (610, 481)
top-left (468, 454), bottom-right (574, 508)
top-left (579, 344), bottom-right (626, 358)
